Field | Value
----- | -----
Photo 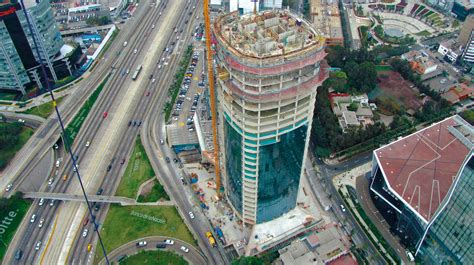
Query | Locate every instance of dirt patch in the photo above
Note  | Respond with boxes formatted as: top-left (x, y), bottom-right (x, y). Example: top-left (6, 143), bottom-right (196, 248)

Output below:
top-left (139, 179), bottom-right (155, 197)
top-left (376, 70), bottom-right (423, 112)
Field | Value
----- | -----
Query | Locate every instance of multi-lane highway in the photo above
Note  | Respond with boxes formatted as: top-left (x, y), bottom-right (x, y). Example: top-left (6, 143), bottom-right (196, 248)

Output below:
top-left (68, 1), bottom-right (207, 263)
top-left (4, 0), bottom-right (230, 264)
top-left (4, 0), bottom-right (184, 263)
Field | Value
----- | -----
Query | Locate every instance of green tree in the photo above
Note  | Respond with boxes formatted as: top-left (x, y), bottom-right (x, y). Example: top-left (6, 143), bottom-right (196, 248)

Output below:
top-left (460, 110), bottom-right (474, 125)
top-left (232, 256), bottom-right (264, 265)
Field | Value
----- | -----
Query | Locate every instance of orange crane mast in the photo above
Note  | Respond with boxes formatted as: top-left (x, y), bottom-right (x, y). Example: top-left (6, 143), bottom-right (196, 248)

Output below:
top-left (203, 0), bottom-right (221, 195)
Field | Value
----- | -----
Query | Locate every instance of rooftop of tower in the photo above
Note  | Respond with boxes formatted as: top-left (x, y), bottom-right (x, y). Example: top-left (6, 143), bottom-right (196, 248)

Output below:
top-left (214, 9), bottom-right (324, 59)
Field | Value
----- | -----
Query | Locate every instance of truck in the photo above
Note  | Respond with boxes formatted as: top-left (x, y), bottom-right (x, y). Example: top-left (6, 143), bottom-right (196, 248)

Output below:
top-left (214, 226), bottom-right (226, 245)
top-left (205, 231), bottom-right (216, 247)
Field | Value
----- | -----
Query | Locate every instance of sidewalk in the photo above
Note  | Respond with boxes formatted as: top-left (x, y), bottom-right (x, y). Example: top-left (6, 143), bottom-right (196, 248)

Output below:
top-left (333, 163), bottom-right (410, 264)
top-left (0, 71), bottom-right (93, 112)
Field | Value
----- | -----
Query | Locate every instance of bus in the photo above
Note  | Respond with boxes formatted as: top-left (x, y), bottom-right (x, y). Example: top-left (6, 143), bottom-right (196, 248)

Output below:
top-left (131, 65), bottom-right (142, 80)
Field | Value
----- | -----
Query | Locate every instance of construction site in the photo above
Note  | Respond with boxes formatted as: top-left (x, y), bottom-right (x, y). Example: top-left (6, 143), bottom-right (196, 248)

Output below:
top-left (179, 6), bottom-right (351, 259)
top-left (310, 0), bottom-right (344, 46)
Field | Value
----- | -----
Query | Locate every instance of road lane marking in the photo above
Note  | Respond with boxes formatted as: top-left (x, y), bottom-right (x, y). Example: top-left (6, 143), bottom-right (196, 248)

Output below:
top-left (39, 210), bottom-right (60, 265)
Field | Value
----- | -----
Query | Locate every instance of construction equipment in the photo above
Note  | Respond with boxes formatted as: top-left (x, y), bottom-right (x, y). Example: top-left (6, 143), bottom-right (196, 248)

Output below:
top-left (206, 231), bottom-right (217, 247)
top-left (203, 0), bottom-right (221, 195)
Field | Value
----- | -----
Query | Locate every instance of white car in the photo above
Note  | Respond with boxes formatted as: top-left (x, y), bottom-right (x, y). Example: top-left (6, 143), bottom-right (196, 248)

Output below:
top-left (73, 164), bottom-right (79, 172)
top-left (48, 178), bottom-right (54, 185)
top-left (17, 119), bottom-right (25, 123)
top-left (180, 246), bottom-right (189, 253)
top-left (5, 184), bottom-right (12, 192)
top-left (340, 204), bottom-right (346, 212)
top-left (38, 198), bottom-right (45, 206)
top-left (133, 49), bottom-right (138, 54)
top-left (152, 78), bottom-right (156, 83)
top-left (164, 239), bottom-right (174, 245)
top-left (82, 228), bottom-right (88, 237)
top-left (188, 211), bottom-right (194, 219)
top-left (30, 214), bottom-right (36, 223)
top-left (38, 218), bottom-right (45, 228)
top-left (35, 241), bottom-right (42, 251)
top-left (50, 200), bottom-right (56, 207)
top-left (160, 139), bottom-right (164, 145)
top-left (85, 141), bottom-right (90, 147)
top-left (136, 241), bottom-right (147, 247)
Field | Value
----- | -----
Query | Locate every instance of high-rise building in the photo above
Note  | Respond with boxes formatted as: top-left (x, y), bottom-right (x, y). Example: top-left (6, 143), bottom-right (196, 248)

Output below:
top-left (213, 10), bottom-right (328, 225)
top-left (0, 0), bottom-right (65, 94)
top-left (459, 15), bottom-right (474, 63)
top-left (369, 115), bottom-right (473, 263)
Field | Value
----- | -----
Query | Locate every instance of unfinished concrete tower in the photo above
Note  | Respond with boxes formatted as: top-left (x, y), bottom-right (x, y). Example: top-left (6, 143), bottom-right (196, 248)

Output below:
top-left (213, 10), bottom-right (328, 225)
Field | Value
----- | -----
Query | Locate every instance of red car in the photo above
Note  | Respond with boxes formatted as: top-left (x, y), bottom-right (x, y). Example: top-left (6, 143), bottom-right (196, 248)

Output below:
top-left (146, 91), bottom-right (151, 97)
top-left (103, 112), bottom-right (108, 118)
top-left (120, 158), bottom-right (126, 165)
top-left (83, 218), bottom-right (89, 227)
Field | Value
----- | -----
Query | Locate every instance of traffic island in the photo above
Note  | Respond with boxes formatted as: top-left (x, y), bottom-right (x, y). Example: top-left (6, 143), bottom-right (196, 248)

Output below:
top-left (94, 204), bottom-right (195, 262)
top-left (20, 96), bottom-right (65, 119)
top-left (0, 193), bottom-right (31, 261)
top-left (115, 136), bottom-right (168, 201)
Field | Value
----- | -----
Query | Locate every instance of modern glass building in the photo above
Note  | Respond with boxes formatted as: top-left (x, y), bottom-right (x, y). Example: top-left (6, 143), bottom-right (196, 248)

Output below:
top-left (0, 0), bottom-right (64, 94)
top-left (369, 115), bottom-right (473, 263)
top-left (213, 10), bottom-right (328, 225)
top-left (417, 154), bottom-right (473, 264)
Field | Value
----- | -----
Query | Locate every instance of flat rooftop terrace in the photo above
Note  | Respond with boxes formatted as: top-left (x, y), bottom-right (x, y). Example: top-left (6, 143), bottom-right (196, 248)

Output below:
top-left (374, 115), bottom-right (473, 222)
top-left (214, 10), bottom-right (321, 58)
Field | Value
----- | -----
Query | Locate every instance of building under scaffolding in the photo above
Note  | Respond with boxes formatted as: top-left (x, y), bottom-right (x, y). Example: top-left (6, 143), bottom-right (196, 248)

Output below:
top-left (213, 9), bottom-right (328, 225)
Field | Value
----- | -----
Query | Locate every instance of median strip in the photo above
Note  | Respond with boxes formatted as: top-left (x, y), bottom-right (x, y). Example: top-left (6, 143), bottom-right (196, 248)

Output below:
top-left (63, 74), bottom-right (110, 146)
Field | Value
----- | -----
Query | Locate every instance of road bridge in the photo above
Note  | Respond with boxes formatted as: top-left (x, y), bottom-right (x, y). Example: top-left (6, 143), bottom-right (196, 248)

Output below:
top-left (23, 192), bottom-right (174, 206)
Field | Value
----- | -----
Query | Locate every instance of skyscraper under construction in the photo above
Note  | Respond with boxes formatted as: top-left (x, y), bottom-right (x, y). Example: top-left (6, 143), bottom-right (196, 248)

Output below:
top-left (213, 9), bottom-right (328, 225)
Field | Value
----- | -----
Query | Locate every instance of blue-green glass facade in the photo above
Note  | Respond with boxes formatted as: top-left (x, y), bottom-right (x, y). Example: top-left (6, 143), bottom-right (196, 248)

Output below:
top-left (256, 124), bottom-right (307, 223)
top-left (225, 119), bottom-right (243, 214)
top-left (417, 155), bottom-right (473, 264)
top-left (224, 114), bottom-right (308, 224)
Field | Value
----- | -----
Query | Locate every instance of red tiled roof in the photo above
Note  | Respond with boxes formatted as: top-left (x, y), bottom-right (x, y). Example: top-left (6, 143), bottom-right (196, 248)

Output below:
top-left (375, 116), bottom-right (471, 222)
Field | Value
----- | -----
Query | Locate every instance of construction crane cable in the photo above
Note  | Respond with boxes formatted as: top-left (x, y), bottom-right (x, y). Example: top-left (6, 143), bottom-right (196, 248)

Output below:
top-left (203, 0), bottom-right (222, 194)
top-left (19, 0), bottom-right (110, 263)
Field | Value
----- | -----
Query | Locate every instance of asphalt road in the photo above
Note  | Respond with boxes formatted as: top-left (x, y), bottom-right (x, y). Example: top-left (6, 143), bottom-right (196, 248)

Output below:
top-left (69, 1), bottom-right (206, 263)
top-left (4, 0), bottom-right (177, 263)
top-left (100, 236), bottom-right (206, 265)
top-left (310, 151), bottom-right (386, 264)
top-left (140, 3), bottom-right (229, 264)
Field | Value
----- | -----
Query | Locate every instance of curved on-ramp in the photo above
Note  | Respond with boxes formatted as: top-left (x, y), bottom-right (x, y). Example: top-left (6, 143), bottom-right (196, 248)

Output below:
top-left (98, 236), bottom-right (207, 265)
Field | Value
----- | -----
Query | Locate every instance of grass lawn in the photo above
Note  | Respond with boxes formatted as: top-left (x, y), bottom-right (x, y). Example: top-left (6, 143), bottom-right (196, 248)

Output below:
top-left (415, 30), bottom-right (431, 37)
top-left (0, 194), bottom-right (32, 261)
top-left (0, 124), bottom-right (34, 170)
top-left (21, 96), bottom-right (65, 118)
top-left (119, 250), bottom-right (187, 265)
top-left (375, 65), bottom-right (393, 72)
top-left (137, 179), bottom-right (170, 202)
top-left (95, 205), bottom-right (195, 262)
top-left (115, 136), bottom-right (162, 199)
top-left (64, 74), bottom-right (110, 146)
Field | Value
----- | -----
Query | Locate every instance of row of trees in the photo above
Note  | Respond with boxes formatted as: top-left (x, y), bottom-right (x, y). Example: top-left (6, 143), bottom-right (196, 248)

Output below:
top-left (311, 45), bottom-right (455, 157)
